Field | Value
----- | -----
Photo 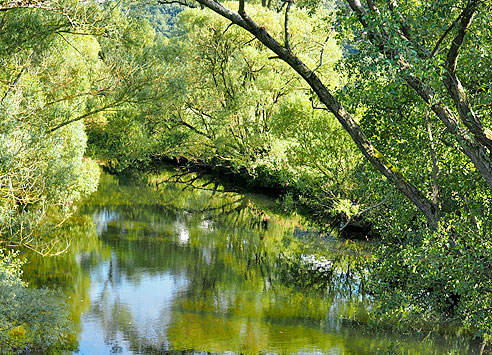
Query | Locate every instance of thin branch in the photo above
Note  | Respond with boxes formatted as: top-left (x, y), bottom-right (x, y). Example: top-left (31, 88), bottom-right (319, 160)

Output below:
top-left (311, 29), bottom-right (334, 74)
top-left (0, 3), bottom-right (79, 27)
top-left (243, 36), bottom-right (257, 46)
top-left (310, 95), bottom-right (328, 111)
top-left (446, 0), bottom-right (480, 72)
top-left (239, 0), bottom-right (245, 15)
top-left (172, 117), bottom-right (210, 138)
top-left (223, 22), bottom-right (234, 34)
top-left (277, 0), bottom-right (288, 13)
top-left (1, 66), bottom-right (27, 105)
top-left (171, 109), bottom-right (212, 138)
top-left (47, 101), bottom-right (122, 133)
top-left (157, 0), bottom-right (198, 8)
top-left (56, 32), bottom-right (83, 55)
top-left (284, 0), bottom-right (293, 51)
top-left (430, 18), bottom-right (459, 58)
top-left (44, 88), bottom-right (111, 106)
top-left (0, 3), bottom-right (42, 11)
top-left (339, 190), bottom-right (393, 232)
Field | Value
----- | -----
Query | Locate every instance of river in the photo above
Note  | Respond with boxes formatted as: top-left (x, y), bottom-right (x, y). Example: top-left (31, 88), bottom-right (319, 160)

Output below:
top-left (21, 171), bottom-right (480, 354)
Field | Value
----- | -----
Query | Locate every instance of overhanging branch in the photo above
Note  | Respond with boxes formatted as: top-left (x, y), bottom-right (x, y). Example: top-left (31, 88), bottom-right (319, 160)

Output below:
top-left (340, 190), bottom-right (393, 232)
top-left (193, 0), bottom-right (439, 226)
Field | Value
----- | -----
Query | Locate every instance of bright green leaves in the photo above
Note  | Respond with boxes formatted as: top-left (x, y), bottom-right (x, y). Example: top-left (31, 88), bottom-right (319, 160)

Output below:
top-left (0, 250), bottom-right (26, 288)
top-left (370, 219), bottom-right (492, 340)
top-left (272, 94), bottom-right (360, 194)
top-left (0, 249), bottom-right (75, 353)
top-left (0, 2), bottom-right (108, 249)
top-left (85, 6), bottom-right (182, 170)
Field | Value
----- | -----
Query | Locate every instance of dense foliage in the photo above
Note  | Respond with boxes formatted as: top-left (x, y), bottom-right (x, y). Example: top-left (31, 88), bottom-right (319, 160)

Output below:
top-left (333, 0), bottom-right (492, 341)
top-left (0, 250), bottom-right (74, 353)
top-left (0, 1), bottom-right (104, 251)
top-left (1, 0), bottom-right (492, 350)
top-left (87, 3), bottom-right (362, 221)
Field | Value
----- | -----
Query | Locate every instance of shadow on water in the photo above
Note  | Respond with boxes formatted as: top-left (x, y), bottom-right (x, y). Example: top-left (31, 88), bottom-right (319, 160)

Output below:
top-left (20, 170), bottom-right (483, 354)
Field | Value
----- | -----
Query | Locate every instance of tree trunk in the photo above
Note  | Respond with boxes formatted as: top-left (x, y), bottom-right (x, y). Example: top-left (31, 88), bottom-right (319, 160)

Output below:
top-left (193, 0), bottom-right (439, 227)
top-left (344, 0), bottom-right (492, 192)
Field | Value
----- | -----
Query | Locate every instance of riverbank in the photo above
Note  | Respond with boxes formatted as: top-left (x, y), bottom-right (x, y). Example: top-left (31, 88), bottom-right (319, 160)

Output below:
top-left (100, 156), bottom-right (372, 240)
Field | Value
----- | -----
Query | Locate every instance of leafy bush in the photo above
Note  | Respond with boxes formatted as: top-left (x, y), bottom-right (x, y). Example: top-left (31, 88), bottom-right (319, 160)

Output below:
top-left (0, 250), bottom-right (75, 354)
top-left (368, 218), bottom-right (492, 343)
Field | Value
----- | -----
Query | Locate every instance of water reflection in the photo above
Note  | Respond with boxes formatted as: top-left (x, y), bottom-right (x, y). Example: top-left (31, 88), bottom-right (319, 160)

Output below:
top-left (21, 172), bottom-right (480, 354)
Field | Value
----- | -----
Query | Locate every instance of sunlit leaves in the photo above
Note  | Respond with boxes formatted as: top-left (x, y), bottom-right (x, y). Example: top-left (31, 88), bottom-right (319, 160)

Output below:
top-left (0, 1), bottom-right (105, 249)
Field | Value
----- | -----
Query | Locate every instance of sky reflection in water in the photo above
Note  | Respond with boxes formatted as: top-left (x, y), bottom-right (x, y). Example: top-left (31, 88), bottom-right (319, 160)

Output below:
top-left (22, 172), bottom-right (481, 354)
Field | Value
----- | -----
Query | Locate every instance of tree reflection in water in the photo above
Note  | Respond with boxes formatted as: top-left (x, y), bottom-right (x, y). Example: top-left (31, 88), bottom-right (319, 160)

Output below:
top-left (21, 171), bottom-right (481, 354)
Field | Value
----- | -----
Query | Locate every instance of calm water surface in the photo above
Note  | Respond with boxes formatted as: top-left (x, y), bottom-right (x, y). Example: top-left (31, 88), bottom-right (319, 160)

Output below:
top-left (22, 172), bottom-right (480, 354)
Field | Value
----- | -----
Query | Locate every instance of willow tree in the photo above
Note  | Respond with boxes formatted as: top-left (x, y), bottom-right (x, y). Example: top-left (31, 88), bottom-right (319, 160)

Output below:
top-left (0, 1), bottom-right (105, 253)
top-left (157, 0), bottom-right (491, 230)
top-left (0, 0), bottom-right (169, 252)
